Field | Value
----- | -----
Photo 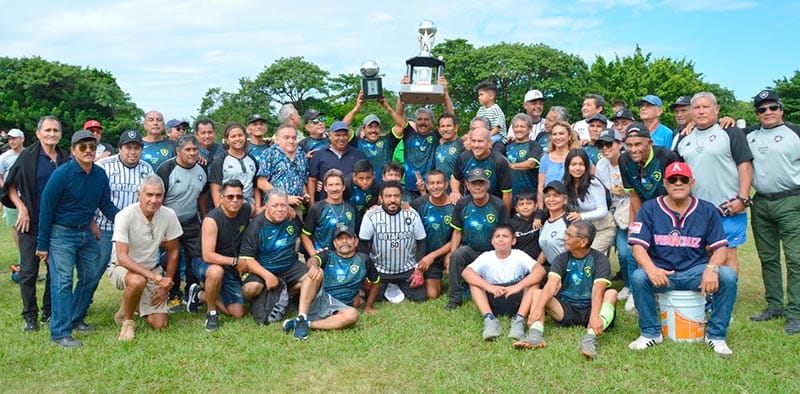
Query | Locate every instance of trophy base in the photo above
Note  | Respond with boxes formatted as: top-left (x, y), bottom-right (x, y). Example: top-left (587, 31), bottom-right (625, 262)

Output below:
top-left (399, 84), bottom-right (445, 105)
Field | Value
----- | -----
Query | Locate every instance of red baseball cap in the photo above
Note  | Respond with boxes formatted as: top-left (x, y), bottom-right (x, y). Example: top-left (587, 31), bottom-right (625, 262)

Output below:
top-left (83, 120), bottom-right (102, 130)
top-left (665, 162), bottom-right (693, 179)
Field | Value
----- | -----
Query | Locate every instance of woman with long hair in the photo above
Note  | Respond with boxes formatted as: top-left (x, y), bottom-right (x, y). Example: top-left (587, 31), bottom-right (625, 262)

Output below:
top-left (535, 120), bottom-right (578, 229)
top-left (562, 149), bottom-right (615, 255)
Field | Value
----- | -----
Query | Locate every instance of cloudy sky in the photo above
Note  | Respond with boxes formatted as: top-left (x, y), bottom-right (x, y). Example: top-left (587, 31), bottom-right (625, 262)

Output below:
top-left (1, 0), bottom-right (797, 122)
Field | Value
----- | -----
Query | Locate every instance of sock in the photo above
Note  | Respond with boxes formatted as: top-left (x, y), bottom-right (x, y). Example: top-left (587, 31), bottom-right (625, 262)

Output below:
top-left (298, 313), bottom-right (307, 321)
top-left (586, 328), bottom-right (596, 336)
top-left (483, 313), bottom-right (496, 320)
top-left (208, 310), bottom-right (217, 316)
top-left (531, 321), bottom-right (544, 333)
top-left (514, 314), bottom-right (526, 321)
top-left (600, 302), bottom-right (615, 329)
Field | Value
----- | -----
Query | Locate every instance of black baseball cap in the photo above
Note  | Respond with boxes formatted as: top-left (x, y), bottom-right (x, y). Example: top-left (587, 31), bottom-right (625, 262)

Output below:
top-left (118, 130), bottom-right (144, 146)
top-left (543, 180), bottom-right (567, 195)
top-left (625, 122), bottom-right (651, 140)
top-left (753, 89), bottom-right (781, 107)
top-left (303, 109), bottom-right (323, 123)
top-left (669, 96), bottom-right (691, 110)
top-left (247, 114), bottom-right (267, 124)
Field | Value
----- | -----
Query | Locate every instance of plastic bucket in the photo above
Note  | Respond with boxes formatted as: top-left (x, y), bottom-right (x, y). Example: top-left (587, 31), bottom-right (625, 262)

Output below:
top-left (659, 290), bottom-right (705, 342)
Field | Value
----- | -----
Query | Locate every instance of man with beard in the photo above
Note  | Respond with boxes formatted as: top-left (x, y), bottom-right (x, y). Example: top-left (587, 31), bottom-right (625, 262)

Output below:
top-left (360, 181), bottom-right (427, 307)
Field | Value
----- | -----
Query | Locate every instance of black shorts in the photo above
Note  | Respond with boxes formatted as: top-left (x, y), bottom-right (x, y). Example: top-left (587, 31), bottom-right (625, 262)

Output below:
top-left (422, 256), bottom-right (445, 280)
top-left (486, 291), bottom-right (523, 317)
top-left (555, 298), bottom-right (591, 328)
top-left (243, 262), bottom-right (309, 288)
top-left (379, 269), bottom-right (427, 302)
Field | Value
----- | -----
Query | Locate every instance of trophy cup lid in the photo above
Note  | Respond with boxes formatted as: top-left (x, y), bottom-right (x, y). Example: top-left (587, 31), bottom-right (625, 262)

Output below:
top-left (360, 60), bottom-right (380, 78)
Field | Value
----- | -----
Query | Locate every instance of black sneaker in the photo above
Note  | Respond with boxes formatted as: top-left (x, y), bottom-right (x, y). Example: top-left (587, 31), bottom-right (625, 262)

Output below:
top-left (444, 301), bottom-right (461, 311)
top-left (187, 283), bottom-right (202, 313)
top-left (205, 310), bottom-right (220, 332)
top-left (751, 309), bottom-right (784, 322)
top-left (23, 319), bottom-right (38, 333)
top-left (73, 321), bottom-right (97, 332)
top-left (41, 312), bottom-right (51, 324)
top-left (785, 318), bottom-right (800, 335)
top-left (293, 315), bottom-right (309, 340)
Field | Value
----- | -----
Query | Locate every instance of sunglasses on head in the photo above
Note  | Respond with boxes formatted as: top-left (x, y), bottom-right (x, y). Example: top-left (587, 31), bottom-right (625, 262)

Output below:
top-left (666, 175), bottom-right (690, 185)
top-left (756, 104), bottom-right (781, 114)
top-left (223, 194), bottom-right (244, 201)
top-left (76, 142), bottom-right (97, 152)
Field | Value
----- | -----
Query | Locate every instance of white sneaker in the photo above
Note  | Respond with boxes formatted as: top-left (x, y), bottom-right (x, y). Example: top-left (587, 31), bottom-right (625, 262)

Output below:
top-left (618, 287), bottom-right (630, 300)
top-left (628, 335), bottom-right (663, 350)
top-left (707, 338), bottom-right (733, 358)
top-left (625, 296), bottom-right (636, 313)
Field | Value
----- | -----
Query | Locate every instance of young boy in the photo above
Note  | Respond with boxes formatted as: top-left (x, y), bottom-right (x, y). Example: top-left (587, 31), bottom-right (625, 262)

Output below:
top-left (475, 80), bottom-right (507, 144)
top-left (381, 161), bottom-right (415, 202)
top-left (510, 191), bottom-right (541, 260)
top-left (345, 159), bottom-right (379, 215)
top-left (513, 220), bottom-right (618, 359)
top-left (462, 224), bottom-right (546, 341)
top-left (311, 225), bottom-right (379, 310)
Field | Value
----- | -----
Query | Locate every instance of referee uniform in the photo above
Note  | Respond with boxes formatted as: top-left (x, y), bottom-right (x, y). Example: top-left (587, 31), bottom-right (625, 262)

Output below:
top-left (359, 204), bottom-right (427, 301)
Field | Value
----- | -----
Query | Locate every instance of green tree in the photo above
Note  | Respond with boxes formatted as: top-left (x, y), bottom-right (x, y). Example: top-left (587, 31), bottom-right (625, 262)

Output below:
top-left (772, 70), bottom-right (800, 124)
top-left (432, 39), bottom-right (590, 128)
top-left (253, 56), bottom-right (329, 115)
top-left (588, 46), bottom-right (740, 130)
top-left (0, 56), bottom-right (143, 146)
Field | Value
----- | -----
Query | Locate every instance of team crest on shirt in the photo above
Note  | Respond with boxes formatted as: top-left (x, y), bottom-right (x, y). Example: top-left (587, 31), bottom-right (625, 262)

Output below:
top-left (286, 225), bottom-right (295, 235)
top-left (444, 215), bottom-right (452, 225)
top-left (377, 141), bottom-right (384, 148)
top-left (550, 231), bottom-right (558, 238)
top-left (405, 217), bottom-right (413, 225)
top-left (249, 164), bottom-right (256, 172)
top-left (160, 148), bottom-right (168, 156)
top-left (486, 214), bottom-right (497, 223)
top-left (350, 264), bottom-right (359, 274)
top-left (345, 212), bottom-right (353, 221)
top-left (519, 149), bottom-right (527, 157)
top-left (653, 171), bottom-right (662, 182)
top-left (448, 146), bottom-right (457, 155)
top-left (196, 174), bottom-right (203, 182)
top-left (775, 135), bottom-right (783, 142)
top-left (709, 135), bottom-right (716, 142)
top-left (426, 136), bottom-right (433, 143)
top-left (584, 266), bottom-right (592, 277)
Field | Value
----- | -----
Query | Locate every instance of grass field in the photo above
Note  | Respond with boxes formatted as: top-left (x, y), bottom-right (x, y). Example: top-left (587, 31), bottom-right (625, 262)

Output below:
top-left (0, 222), bottom-right (798, 393)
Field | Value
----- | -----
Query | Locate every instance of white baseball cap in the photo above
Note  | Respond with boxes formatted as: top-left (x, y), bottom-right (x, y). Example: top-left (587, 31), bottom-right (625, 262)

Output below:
top-left (523, 89), bottom-right (544, 103)
top-left (7, 128), bottom-right (24, 140)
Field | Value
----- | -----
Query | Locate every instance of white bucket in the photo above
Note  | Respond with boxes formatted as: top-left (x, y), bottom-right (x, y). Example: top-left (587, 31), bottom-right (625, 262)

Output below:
top-left (659, 290), bottom-right (705, 342)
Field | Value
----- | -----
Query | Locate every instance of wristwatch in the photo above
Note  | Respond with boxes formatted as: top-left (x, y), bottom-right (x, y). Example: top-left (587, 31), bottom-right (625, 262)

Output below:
top-left (736, 195), bottom-right (753, 207)
top-left (706, 264), bottom-right (720, 273)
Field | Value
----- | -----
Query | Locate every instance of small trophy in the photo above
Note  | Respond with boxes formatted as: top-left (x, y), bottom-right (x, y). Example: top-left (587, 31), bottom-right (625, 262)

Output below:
top-left (399, 20), bottom-right (445, 105)
top-left (360, 60), bottom-right (383, 100)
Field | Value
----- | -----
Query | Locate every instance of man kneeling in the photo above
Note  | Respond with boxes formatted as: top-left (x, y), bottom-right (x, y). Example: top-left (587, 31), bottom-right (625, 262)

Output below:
top-left (462, 224), bottom-right (545, 341)
top-left (109, 175), bottom-right (183, 341)
top-left (513, 220), bottom-right (617, 359)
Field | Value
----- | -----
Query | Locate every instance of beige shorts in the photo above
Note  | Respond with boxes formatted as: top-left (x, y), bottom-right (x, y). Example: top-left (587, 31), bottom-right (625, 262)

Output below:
top-left (108, 265), bottom-right (168, 317)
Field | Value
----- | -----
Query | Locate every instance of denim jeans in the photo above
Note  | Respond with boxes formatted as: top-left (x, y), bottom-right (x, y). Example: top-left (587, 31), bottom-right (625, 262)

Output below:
top-left (72, 229), bottom-right (113, 323)
top-left (48, 225), bottom-right (100, 340)
top-left (615, 227), bottom-right (635, 286)
top-left (630, 263), bottom-right (737, 340)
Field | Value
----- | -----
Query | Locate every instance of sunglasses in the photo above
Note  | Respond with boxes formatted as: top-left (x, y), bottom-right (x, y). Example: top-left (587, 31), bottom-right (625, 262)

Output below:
top-left (310, 117), bottom-right (326, 124)
top-left (756, 104), bottom-right (781, 114)
top-left (223, 194), bottom-right (244, 201)
top-left (666, 175), bottom-right (690, 185)
top-left (596, 141), bottom-right (612, 149)
top-left (76, 142), bottom-right (97, 152)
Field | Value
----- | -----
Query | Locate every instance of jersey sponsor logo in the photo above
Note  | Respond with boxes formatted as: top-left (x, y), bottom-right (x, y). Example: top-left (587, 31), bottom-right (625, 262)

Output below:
top-left (486, 213), bottom-right (497, 223)
top-left (432, 223), bottom-right (440, 230)
top-left (653, 230), bottom-right (701, 248)
top-left (630, 222), bottom-right (642, 234)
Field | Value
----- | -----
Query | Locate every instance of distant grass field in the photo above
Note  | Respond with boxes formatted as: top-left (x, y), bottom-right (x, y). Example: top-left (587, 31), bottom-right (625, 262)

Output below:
top-left (0, 220), bottom-right (798, 393)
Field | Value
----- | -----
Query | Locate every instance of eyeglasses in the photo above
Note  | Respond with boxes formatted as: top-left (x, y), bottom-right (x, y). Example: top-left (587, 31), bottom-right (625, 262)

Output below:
top-left (596, 142), bottom-right (612, 149)
top-left (666, 175), bottom-right (690, 185)
top-left (223, 194), bottom-right (244, 201)
top-left (76, 142), bottom-right (97, 152)
top-left (756, 104), bottom-right (781, 114)
top-left (310, 117), bottom-right (326, 124)
top-left (564, 231), bottom-right (584, 240)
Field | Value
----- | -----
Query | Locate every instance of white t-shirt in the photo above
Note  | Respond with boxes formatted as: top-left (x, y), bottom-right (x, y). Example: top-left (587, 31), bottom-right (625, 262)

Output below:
top-left (467, 249), bottom-right (536, 285)
top-left (112, 203), bottom-right (183, 270)
top-left (0, 149), bottom-right (20, 179)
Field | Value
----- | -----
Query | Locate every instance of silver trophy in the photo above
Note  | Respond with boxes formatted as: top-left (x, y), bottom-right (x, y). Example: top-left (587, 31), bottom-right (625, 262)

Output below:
top-left (399, 20), bottom-right (445, 105)
top-left (360, 60), bottom-right (383, 100)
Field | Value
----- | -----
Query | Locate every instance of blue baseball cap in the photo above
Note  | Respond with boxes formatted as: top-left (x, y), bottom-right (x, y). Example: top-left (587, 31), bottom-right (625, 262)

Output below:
top-left (637, 95), bottom-right (663, 108)
top-left (328, 120), bottom-right (350, 133)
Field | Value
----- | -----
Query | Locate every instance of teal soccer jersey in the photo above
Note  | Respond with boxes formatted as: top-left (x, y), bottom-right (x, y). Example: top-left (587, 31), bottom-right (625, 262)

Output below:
top-left (142, 139), bottom-right (175, 170)
top-left (411, 195), bottom-right (455, 253)
top-left (451, 195), bottom-right (509, 252)
top-left (620, 146), bottom-right (680, 202)
top-left (402, 124), bottom-right (439, 192)
top-left (302, 201), bottom-right (359, 252)
top-left (239, 215), bottom-right (301, 274)
top-left (316, 250), bottom-right (378, 305)
top-left (549, 249), bottom-right (612, 307)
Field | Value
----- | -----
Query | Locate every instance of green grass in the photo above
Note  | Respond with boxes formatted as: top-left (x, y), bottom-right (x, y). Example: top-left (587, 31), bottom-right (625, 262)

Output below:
top-left (0, 223), bottom-right (798, 393)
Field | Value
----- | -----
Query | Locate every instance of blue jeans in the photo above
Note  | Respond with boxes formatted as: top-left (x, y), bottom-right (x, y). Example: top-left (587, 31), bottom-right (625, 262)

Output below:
top-left (616, 228), bottom-right (635, 286)
top-left (48, 225), bottom-right (100, 340)
top-left (72, 229), bottom-right (113, 323)
top-left (630, 263), bottom-right (737, 340)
